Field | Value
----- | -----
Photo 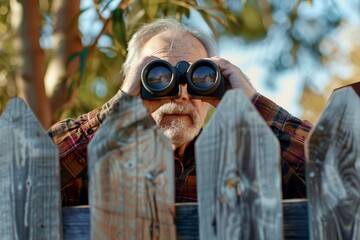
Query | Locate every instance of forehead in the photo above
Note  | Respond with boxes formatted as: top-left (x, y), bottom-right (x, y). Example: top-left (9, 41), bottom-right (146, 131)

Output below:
top-left (141, 31), bottom-right (208, 65)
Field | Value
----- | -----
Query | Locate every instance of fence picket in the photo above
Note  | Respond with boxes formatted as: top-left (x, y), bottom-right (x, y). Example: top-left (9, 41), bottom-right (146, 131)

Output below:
top-left (5, 81), bottom-right (360, 239)
top-left (88, 95), bottom-right (175, 240)
top-left (196, 89), bottom-right (283, 240)
top-left (0, 98), bottom-right (61, 240)
top-left (306, 82), bottom-right (360, 240)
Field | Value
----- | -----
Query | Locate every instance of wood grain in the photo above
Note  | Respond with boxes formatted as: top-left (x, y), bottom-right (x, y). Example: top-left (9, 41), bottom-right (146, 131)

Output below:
top-left (196, 89), bottom-right (283, 240)
top-left (0, 98), bottom-right (61, 240)
top-left (306, 83), bottom-right (360, 240)
top-left (88, 95), bottom-right (175, 240)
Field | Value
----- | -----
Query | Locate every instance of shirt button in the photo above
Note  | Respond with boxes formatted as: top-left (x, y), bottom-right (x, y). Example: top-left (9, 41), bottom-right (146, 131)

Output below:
top-left (87, 129), bottom-right (94, 135)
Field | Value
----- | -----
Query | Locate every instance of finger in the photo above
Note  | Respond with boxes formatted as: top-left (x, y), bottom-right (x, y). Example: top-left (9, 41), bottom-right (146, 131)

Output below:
top-left (122, 55), bottom-right (161, 96)
top-left (209, 57), bottom-right (257, 98)
top-left (209, 56), bottom-right (233, 72)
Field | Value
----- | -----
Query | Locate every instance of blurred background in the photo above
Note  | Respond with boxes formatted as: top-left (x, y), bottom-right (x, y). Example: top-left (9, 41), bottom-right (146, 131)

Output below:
top-left (0, 0), bottom-right (359, 129)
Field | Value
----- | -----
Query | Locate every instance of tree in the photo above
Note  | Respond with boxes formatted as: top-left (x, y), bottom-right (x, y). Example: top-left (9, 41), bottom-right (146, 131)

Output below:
top-left (1, 0), bottom-right (355, 128)
top-left (0, 0), bottom-right (244, 128)
top-left (1, 0), bottom-right (81, 127)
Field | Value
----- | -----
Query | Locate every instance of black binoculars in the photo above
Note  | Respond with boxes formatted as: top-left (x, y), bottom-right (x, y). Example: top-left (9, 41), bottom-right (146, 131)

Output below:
top-left (140, 59), bottom-right (227, 99)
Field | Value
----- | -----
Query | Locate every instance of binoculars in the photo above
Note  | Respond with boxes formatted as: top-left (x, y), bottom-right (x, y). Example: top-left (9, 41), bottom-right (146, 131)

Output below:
top-left (140, 59), bottom-right (227, 99)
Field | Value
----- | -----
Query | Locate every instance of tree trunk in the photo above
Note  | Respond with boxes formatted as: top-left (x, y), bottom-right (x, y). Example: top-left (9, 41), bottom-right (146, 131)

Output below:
top-left (10, 0), bottom-right (51, 128)
top-left (45, 0), bottom-right (82, 119)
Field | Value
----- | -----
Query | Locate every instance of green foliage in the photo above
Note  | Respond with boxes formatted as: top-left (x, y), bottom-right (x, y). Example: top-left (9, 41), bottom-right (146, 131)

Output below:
top-left (112, 9), bottom-right (127, 50)
top-left (64, 0), bottom-right (247, 120)
top-left (0, 0), bottom-right (12, 113)
top-left (0, 0), bottom-right (345, 122)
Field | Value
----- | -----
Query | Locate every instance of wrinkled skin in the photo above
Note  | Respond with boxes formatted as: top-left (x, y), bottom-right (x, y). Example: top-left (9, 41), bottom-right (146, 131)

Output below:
top-left (121, 30), bottom-right (257, 155)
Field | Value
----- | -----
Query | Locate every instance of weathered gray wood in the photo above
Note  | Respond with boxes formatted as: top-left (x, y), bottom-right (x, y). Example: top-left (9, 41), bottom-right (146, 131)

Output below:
top-left (0, 98), bottom-right (61, 240)
top-left (62, 200), bottom-right (309, 239)
top-left (196, 89), bottom-right (283, 240)
top-left (306, 82), bottom-right (360, 240)
top-left (88, 95), bottom-right (175, 240)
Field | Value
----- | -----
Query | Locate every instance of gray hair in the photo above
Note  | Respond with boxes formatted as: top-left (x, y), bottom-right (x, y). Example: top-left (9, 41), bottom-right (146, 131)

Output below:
top-left (122, 18), bottom-right (218, 77)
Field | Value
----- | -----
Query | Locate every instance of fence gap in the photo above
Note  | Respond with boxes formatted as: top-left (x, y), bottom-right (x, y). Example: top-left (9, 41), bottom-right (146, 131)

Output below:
top-left (196, 89), bottom-right (283, 240)
top-left (88, 95), bottom-right (175, 240)
top-left (0, 98), bottom-right (61, 239)
top-left (306, 82), bottom-right (360, 239)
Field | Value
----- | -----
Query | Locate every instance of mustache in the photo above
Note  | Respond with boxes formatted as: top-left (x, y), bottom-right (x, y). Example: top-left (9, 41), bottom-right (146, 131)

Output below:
top-left (153, 102), bottom-right (199, 124)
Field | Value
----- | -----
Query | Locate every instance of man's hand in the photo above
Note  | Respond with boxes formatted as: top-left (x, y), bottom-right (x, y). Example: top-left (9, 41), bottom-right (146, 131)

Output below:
top-left (120, 56), bottom-right (159, 97)
top-left (210, 56), bottom-right (257, 99)
top-left (201, 56), bottom-right (257, 108)
top-left (121, 56), bottom-right (257, 108)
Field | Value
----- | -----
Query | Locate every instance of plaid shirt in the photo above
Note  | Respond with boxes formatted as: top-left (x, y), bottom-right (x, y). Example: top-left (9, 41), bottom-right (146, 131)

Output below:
top-left (48, 91), bottom-right (312, 206)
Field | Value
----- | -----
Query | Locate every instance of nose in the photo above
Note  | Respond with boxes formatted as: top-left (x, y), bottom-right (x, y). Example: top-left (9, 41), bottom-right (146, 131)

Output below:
top-left (176, 84), bottom-right (190, 101)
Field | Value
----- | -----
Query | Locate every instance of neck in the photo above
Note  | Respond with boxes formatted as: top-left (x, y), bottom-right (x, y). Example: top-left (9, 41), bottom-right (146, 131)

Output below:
top-left (172, 142), bottom-right (189, 156)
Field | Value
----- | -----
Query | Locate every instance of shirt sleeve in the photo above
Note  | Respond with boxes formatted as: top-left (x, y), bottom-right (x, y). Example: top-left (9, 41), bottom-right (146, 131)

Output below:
top-left (48, 90), bottom-right (125, 189)
top-left (251, 93), bottom-right (313, 197)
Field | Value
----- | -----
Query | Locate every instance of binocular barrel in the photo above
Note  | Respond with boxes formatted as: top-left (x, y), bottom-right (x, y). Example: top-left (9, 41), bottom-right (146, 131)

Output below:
top-left (141, 59), bottom-right (226, 99)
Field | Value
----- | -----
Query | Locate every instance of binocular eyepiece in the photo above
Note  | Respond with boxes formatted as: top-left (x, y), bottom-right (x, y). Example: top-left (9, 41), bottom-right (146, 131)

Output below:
top-left (140, 59), bottom-right (227, 99)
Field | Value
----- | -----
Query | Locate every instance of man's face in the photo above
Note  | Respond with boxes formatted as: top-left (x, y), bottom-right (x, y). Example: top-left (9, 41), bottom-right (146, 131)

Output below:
top-left (140, 31), bottom-right (209, 147)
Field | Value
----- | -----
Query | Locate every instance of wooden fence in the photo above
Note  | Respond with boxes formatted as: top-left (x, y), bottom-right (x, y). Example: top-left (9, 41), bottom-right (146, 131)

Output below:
top-left (0, 82), bottom-right (359, 239)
